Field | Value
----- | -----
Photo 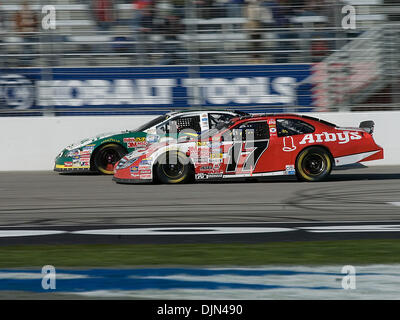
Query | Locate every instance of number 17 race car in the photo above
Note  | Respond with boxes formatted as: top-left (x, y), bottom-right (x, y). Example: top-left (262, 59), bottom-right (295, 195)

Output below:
top-left (54, 109), bottom-right (247, 174)
top-left (113, 113), bottom-right (383, 184)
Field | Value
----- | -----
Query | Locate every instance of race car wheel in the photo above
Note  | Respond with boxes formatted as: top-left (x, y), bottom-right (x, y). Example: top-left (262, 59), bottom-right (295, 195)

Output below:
top-left (93, 143), bottom-right (127, 175)
top-left (295, 147), bottom-right (332, 182)
top-left (155, 151), bottom-right (193, 184)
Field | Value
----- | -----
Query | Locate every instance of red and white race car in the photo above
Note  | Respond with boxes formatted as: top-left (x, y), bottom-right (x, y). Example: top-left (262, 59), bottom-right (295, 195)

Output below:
top-left (113, 113), bottom-right (383, 183)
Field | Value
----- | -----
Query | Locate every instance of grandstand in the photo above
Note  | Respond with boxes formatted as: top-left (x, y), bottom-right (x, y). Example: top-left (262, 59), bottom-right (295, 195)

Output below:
top-left (1, 0), bottom-right (390, 67)
top-left (0, 0), bottom-right (399, 114)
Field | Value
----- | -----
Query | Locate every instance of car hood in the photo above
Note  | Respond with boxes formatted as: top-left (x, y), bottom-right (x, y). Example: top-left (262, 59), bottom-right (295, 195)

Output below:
top-left (123, 138), bottom-right (194, 161)
top-left (65, 130), bottom-right (136, 151)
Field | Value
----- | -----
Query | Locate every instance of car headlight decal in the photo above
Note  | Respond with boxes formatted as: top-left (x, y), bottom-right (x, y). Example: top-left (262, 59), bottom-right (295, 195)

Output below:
top-left (116, 157), bottom-right (139, 170)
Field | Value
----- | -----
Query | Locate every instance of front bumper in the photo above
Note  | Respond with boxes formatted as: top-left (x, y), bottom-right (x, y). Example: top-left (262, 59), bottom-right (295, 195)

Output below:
top-left (112, 176), bottom-right (152, 184)
top-left (54, 164), bottom-right (92, 173)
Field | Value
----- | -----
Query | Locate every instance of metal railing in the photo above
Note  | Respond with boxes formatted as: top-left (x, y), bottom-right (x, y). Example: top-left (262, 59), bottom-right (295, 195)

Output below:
top-left (0, 0), bottom-right (399, 115)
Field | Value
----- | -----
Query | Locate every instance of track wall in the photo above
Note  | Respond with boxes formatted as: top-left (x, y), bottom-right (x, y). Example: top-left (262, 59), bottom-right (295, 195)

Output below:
top-left (0, 111), bottom-right (397, 171)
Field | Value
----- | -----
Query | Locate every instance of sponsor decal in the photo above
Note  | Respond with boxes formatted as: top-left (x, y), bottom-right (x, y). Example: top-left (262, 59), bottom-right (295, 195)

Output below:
top-left (64, 162), bottom-right (73, 167)
top-left (195, 173), bottom-right (208, 180)
top-left (299, 131), bottom-right (362, 145)
top-left (139, 160), bottom-right (151, 166)
top-left (146, 135), bottom-right (159, 143)
top-left (213, 163), bottom-right (221, 170)
top-left (195, 173), bottom-right (223, 180)
top-left (139, 165), bottom-right (151, 171)
top-left (199, 165), bottom-right (213, 171)
top-left (282, 136), bottom-right (296, 152)
top-left (124, 137), bottom-right (147, 148)
top-left (130, 166), bottom-right (139, 172)
top-left (83, 145), bottom-right (95, 151)
top-left (102, 138), bottom-right (120, 143)
top-left (207, 173), bottom-right (223, 179)
top-left (209, 153), bottom-right (223, 159)
top-left (139, 169), bottom-right (152, 175)
top-left (285, 165), bottom-right (296, 175)
top-left (80, 150), bottom-right (91, 155)
top-left (269, 124), bottom-right (277, 136)
top-left (139, 174), bottom-right (152, 179)
top-left (79, 155), bottom-right (90, 166)
top-left (66, 150), bottom-right (80, 157)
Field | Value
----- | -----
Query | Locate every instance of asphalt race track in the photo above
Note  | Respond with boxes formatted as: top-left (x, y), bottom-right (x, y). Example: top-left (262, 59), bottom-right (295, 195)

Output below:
top-left (0, 165), bottom-right (400, 245)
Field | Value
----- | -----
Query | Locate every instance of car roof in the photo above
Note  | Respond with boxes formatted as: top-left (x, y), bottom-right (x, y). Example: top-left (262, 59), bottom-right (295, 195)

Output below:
top-left (166, 109), bottom-right (248, 117)
top-left (231, 113), bottom-right (336, 127)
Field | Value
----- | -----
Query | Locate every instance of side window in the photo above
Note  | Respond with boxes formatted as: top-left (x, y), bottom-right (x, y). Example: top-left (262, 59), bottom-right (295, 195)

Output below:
top-left (176, 115), bottom-right (201, 133)
top-left (233, 121), bottom-right (269, 141)
top-left (209, 113), bottom-right (236, 129)
top-left (156, 116), bottom-right (201, 134)
top-left (276, 119), bottom-right (314, 137)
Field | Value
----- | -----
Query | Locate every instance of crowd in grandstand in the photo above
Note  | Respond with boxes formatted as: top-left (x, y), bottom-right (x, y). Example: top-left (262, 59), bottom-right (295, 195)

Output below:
top-left (0, 0), bottom-right (342, 66)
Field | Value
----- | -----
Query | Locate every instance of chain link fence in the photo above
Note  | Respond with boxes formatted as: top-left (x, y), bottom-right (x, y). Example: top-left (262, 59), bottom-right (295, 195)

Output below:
top-left (0, 0), bottom-right (399, 115)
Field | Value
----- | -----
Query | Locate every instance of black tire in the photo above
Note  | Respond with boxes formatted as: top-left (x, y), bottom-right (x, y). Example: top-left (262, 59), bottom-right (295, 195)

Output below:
top-left (295, 147), bottom-right (332, 182)
top-left (93, 143), bottom-right (127, 175)
top-left (155, 151), bottom-right (193, 184)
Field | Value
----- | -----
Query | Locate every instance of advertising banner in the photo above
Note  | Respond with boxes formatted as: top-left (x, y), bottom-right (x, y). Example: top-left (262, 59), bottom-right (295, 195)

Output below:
top-left (0, 64), bottom-right (313, 115)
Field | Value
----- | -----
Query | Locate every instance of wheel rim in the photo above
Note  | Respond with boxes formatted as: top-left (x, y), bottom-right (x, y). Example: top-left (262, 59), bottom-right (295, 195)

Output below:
top-left (98, 148), bottom-right (121, 173)
top-left (302, 153), bottom-right (326, 176)
top-left (161, 161), bottom-right (184, 179)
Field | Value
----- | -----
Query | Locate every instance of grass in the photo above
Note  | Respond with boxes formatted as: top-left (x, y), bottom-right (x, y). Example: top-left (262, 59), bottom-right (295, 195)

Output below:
top-left (1, 239), bottom-right (400, 268)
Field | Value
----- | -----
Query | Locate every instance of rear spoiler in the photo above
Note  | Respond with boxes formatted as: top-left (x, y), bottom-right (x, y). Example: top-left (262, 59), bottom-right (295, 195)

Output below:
top-left (359, 120), bottom-right (375, 134)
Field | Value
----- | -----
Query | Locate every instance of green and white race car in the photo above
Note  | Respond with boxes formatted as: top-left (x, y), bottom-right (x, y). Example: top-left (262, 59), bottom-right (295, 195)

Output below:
top-left (54, 110), bottom-right (247, 174)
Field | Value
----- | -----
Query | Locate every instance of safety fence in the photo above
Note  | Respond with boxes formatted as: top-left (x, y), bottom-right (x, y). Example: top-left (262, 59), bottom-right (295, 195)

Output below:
top-left (0, 0), bottom-right (399, 115)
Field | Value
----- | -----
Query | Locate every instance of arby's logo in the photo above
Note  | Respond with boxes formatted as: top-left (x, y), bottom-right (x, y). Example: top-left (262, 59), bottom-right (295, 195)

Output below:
top-left (299, 131), bottom-right (362, 145)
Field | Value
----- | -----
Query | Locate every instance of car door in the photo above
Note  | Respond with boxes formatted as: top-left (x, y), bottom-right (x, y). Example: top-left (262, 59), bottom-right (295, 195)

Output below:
top-left (223, 120), bottom-right (270, 176)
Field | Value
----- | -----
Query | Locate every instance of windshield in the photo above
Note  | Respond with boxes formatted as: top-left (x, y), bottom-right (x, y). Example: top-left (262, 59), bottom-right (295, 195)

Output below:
top-left (134, 115), bottom-right (168, 132)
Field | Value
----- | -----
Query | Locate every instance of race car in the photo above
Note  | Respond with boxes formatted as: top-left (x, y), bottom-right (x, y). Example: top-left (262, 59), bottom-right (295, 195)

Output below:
top-left (113, 113), bottom-right (383, 183)
top-left (54, 109), bottom-right (247, 174)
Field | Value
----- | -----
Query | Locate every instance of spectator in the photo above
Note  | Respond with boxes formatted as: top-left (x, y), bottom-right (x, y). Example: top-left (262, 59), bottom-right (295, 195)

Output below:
top-left (91, 0), bottom-right (116, 31)
top-left (131, 0), bottom-right (152, 33)
top-left (213, 0), bottom-right (228, 18)
top-left (194, 0), bottom-right (214, 19)
top-left (226, 0), bottom-right (244, 18)
top-left (130, 0), bottom-right (153, 64)
top-left (245, 0), bottom-right (264, 63)
top-left (14, 1), bottom-right (39, 66)
top-left (0, 4), bottom-right (6, 69)
top-left (158, 11), bottom-right (185, 64)
top-left (269, 0), bottom-right (299, 63)
top-left (270, 0), bottom-right (295, 27)
top-left (137, 5), bottom-right (155, 64)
